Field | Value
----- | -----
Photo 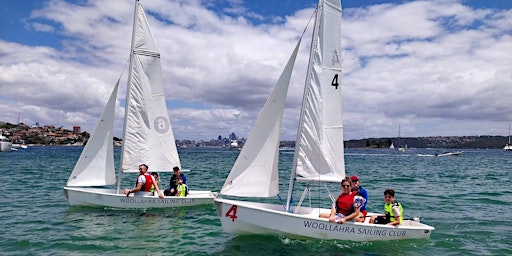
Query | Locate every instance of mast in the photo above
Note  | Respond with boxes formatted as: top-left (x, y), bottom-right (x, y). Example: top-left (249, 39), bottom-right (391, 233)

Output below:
top-left (508, 121), bottom-right (511, 144)
top-left (285, 0), bottom-right (323, 212)
top-left (117, 0), bottom-right (140, 193)
top-left (398, 123), bottom-right (401, 147)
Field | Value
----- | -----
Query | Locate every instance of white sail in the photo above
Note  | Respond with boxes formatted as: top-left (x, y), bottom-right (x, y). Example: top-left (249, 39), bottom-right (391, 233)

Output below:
top-left (220, 40), bottom-right (302, 197)
top-left (294, 0), bottom-right (345, 183)
top-left (121, 2), bottom-right (180, 172)
top-left (67, 81), bottom-right (118, 187)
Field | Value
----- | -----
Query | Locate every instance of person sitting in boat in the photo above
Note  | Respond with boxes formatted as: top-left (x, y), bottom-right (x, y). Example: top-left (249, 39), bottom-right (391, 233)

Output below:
top-left (150, 172), bottom-right (160, 194)
top-left (369, 189), bottom-right (403, 226)
top-left (350, 175), bottom-right (369, 219)
top-left (175, 176), bottom-right (188, 197)
top-left (355, 212), bottom-right (365, 223)
top-left (319, 178), bottom-right (366, 224)
top-left (124, 164), bottom-right (164, 198)
top-left (164, 166), bottom-right (188, 196)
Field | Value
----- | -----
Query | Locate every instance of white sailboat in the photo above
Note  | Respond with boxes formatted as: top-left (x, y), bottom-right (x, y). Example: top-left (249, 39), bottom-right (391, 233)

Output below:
top-left (397, 124), bottom-right (405, 152)
top-left (214, 0), bottom-right (434, 241)
top-left (0, 134), bottom-right (12, 152)
top-left (504, 121), bottom-right (512, 151)
top-left (64, 0), bottom-right (216, 209)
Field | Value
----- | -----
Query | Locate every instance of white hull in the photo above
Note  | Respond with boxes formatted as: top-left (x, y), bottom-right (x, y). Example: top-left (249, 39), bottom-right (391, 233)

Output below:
top-left (65, 187), bottom-right (216, 209)
top-left (436, 151), bottom-right (463, 157)
top-left (215, 198), bottom-right (434, 241)
top-left (504, 144), bottom-right (512, 151)
top-left (0, 141), bottom-right (12, 152)
top-left (12, 143), bottom-right (28, 149)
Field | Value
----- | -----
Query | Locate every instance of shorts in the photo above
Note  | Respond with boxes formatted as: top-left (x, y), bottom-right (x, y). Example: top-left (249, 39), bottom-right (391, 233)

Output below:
top-left (374, 216), bottom-right (390, 224)
top-left (334, 213), bottom-right (356, 222)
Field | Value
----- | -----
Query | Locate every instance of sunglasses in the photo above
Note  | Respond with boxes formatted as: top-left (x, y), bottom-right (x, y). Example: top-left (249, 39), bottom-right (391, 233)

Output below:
top-left (341, 185), bottom-right (350, 188)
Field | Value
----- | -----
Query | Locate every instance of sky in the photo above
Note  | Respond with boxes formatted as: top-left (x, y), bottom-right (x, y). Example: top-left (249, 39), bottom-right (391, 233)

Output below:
top-left (0, 0), bottom-right (511, 141)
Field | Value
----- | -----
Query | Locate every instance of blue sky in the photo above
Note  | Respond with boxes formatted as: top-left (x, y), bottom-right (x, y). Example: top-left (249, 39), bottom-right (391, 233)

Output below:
top-left (1, 0), bottom-right (511, 141)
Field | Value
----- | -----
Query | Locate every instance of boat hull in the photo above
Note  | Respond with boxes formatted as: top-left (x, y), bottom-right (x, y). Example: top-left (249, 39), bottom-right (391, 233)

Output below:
top-left (64, 187), bottom-right (216, 209)
top-left (436, 151), bottom-right (463, 157)
top-left (215, 198), bottom-right (434, 241)
top-left (0, 141), bottom-right (12, 152)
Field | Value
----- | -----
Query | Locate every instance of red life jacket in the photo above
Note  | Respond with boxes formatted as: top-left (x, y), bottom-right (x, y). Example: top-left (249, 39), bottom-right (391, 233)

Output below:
top-left (336, 192), bottom-right (355, 215)
top-left (138, 173), bottom-right (154, 192)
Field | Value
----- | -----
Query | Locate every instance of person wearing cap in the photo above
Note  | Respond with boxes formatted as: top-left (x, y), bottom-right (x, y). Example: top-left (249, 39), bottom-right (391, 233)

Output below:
top-left (350, 175), bottom-right (368, 218)
top-left (164, 166), bottom-right (188, 196)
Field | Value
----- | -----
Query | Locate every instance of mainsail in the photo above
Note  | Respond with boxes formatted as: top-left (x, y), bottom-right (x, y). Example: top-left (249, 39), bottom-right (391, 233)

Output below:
top-left (293, 0), bottom-right (345, 183)
top-left (121, 2), bottom-right (180, 172)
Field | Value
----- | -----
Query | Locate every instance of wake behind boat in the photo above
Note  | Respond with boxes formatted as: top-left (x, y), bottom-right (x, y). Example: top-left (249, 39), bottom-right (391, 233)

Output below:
top-left (64, 0), bottom-right (215, 209)
top-left (215, 0), bottom-right (433, 241)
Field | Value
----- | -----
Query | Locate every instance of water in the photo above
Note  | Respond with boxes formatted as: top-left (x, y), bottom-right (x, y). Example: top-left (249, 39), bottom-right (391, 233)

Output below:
top-left (1, 147), bottom-right (511, 255)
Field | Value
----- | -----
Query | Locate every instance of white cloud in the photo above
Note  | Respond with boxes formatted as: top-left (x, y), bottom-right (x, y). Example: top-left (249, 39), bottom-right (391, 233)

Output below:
top-left (0, 0), bottom-right (510, 140)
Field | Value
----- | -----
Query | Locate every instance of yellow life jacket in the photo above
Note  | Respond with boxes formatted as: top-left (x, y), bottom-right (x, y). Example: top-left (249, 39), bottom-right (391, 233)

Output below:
top-left (384, 201), bottom-right (403, 223)
top-left (177, 183), bottom-right (187, 197)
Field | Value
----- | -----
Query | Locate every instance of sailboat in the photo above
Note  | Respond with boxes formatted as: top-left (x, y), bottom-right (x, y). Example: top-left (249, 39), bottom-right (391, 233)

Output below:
top-left (397, 124), bottom-right (405, 152)
top-left (64, 0), bottom-right (216, 208)
top-left (214, 0), bottom-right (434, 241)
top-left (504, 121), bottom-right (512, 151)
top-left (0, 134), bottom-right (12, 152)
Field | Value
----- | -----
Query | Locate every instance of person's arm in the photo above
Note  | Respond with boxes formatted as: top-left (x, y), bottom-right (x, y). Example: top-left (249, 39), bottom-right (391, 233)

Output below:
top-left (362, 189), bottom-right (369, 208)
top-left (338, 207), bottom-right (360, 224)
top-left (182, 175), bottom-right (189, 194)
top-left (124, 181), bottom-right (143, 197)
top-left (169, 177), bottom-right (176, 193)
top-left (387, 204), bottom-right (401, 225)
top-left (152, 176), bottom-right (164, 198)
top-left (328, 205), bottom-right (337, 222)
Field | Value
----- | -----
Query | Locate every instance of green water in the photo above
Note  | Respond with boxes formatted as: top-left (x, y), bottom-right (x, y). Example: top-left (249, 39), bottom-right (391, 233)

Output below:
top-left (1, 147), bottom-right (511, 255)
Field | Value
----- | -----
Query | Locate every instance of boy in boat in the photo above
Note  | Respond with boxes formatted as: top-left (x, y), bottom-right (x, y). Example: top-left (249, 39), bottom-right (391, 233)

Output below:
top-left (164, 166), bottom-right (188, 196)
top-left (369, 189), bottom-right (403, 225)
top-left (175, 176), bottom-right (188, 197)
top-left (150, 172), bottom-right (160, 195)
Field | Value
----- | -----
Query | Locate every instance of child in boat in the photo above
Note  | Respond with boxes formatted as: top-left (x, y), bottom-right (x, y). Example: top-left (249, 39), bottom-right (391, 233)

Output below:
top-left (175, 176), bottom-right (187, 197)
top-left (150, 172), bottom-right (160, 195)
top-left (369, 189), bottom-right (403, 225)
